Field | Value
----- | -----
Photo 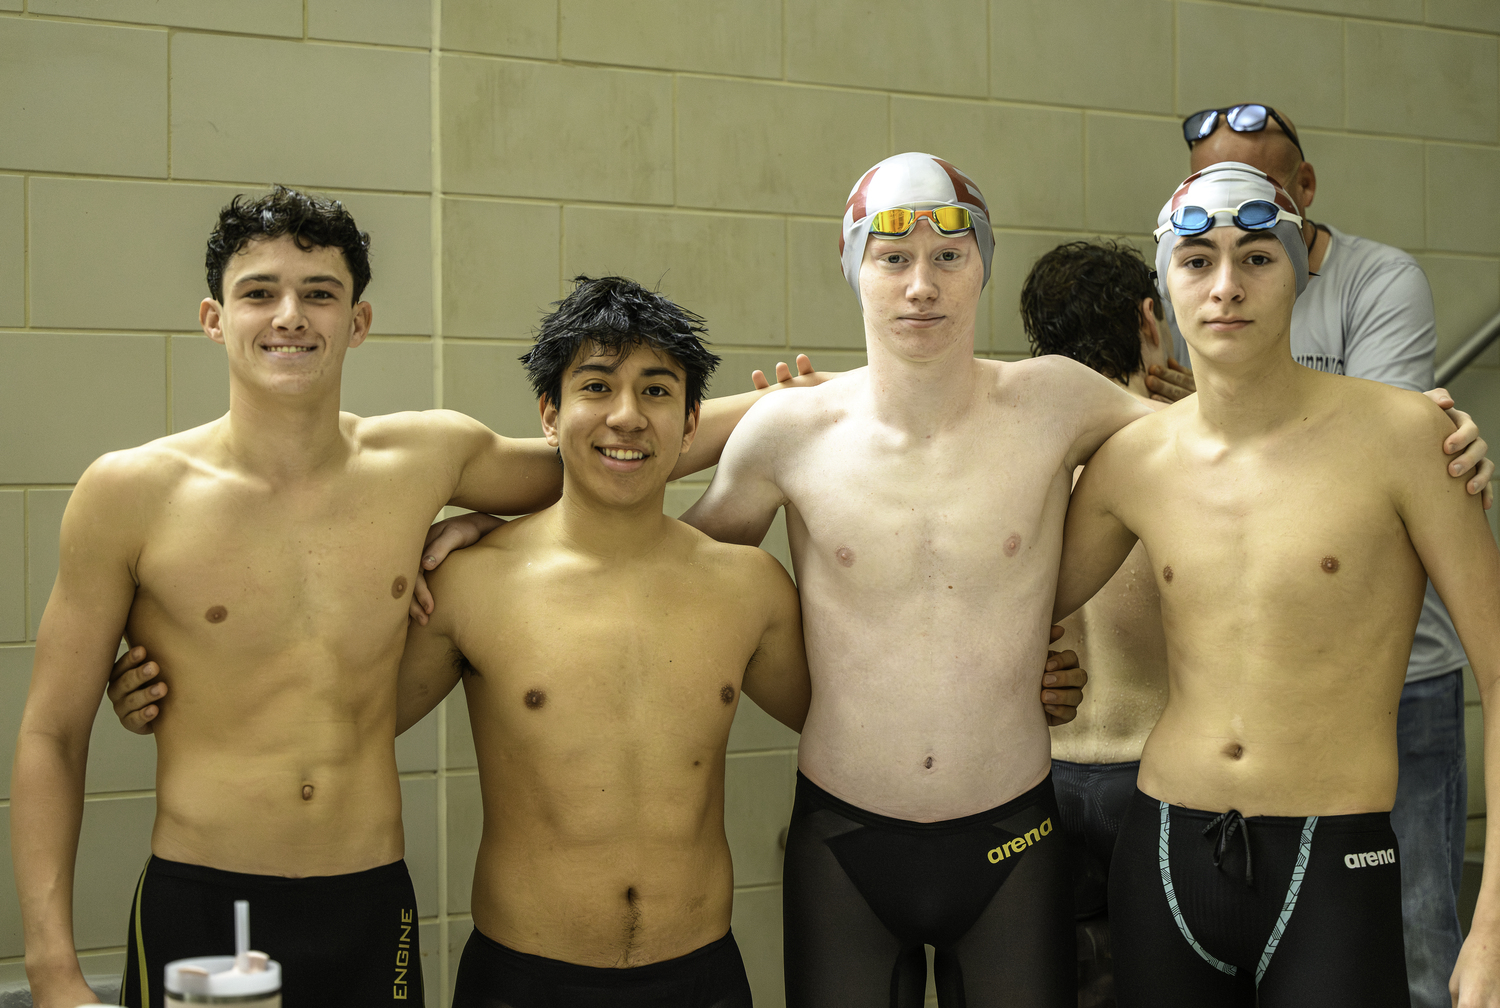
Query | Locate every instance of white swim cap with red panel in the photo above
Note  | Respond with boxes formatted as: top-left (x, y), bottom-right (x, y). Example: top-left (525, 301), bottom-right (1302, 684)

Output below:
top-left (1154, 161), bottom-right (1309, 297)
top-left (840, 152), bottom-right (995, 306)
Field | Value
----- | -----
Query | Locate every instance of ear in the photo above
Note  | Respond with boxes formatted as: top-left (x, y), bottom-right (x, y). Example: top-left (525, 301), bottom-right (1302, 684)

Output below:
top-left (201, 299), bottom-right (226, 344)
top-left (539, 395), bottom-right (560, 447)
top-left (1140, 298), bottom-right (1162, 350)
top-left (679, 401), bottom-right (701, 456)
top-left (348, 300), bottom-right (372, 349)
top-left (1295, 160), bottom-right (1316, 211)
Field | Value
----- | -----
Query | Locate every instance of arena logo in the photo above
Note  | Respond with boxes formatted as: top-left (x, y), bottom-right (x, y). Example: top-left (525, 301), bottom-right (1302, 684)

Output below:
top-left (987, 818), bottom-right (1053, 863)
top-left (1345, 848), bottom-right (1396, 869)
top-left (394, 908), bottom-right (414, 999)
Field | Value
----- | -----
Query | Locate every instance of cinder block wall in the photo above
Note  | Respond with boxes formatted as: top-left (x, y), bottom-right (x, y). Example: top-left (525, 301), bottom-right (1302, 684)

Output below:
top-left (1, 2), bottom-right (1497, 1006)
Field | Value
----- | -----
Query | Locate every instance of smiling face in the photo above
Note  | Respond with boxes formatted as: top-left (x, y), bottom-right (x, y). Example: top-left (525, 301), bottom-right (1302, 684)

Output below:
top-left (200, 234), bottom-right (372, 399)
top-left (1166, 226), bottom-right (1297, 366)
top-left (858, 220), bottom-right (984, 362)
top-left (540, 341), bottom-right (699, 509)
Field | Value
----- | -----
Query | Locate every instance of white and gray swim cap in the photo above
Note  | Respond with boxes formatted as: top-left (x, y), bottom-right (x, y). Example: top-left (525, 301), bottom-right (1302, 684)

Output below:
top-left (839, 152), bottom-right (995, 306)
top-left (1153, 161), bottom-right (1308, 297)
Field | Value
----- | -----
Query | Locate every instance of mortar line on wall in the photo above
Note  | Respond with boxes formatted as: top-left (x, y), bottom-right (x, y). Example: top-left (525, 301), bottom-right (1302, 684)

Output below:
top-left (165, 29), bottom-right (173, 179)
top-left (430, 0), bottom-right (444, 415)
top-left (672, 74), bottom-right (679, 207)
top-left (302, 0), bottom-right (307, 40)
top-left (783, 218), bottom-right (790, 349)
top-left (780, 0), bottom-right (787, 80)
top-left (20, 488), bottom-right (29, 641)
top-left (164, 335), bottom-right (173, 434)
top-left (22, 174), bottom-right (30, 328)
top-left (1171, 1), bottom-right (1179, 115)
top-left (11, 168), bottom-right (440, 197)
top-left (557, 205), bottom-right (566, 298)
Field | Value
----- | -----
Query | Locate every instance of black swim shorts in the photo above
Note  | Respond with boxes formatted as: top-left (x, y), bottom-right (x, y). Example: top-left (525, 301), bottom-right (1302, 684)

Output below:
top-left (449, 927), bottom-right (752, 1008)
top-left (782, 771), bottom-right (1073, 1007)
top-left (121, 855), bottom-right (422, 1008)
top-left (1110, 788), bottom-right (1408, 1007)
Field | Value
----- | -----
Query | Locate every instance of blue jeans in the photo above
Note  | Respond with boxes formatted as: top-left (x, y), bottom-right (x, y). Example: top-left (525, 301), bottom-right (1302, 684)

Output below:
top-left (1393, 669), bottom-right (1468, 1008)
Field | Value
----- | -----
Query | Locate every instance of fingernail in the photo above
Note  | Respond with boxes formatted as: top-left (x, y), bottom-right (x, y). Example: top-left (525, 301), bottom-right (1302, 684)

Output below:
top-left (1043, 691), bottom-right (1055, 702)
top-left (1045, 660), bottom-right (1057, 671)
top-left (424, 556), bottom-right (436, 566)
top-left (1044, 674), bottom-right (1057, 685)
top-left (151, 685), bottom-right (163, 696)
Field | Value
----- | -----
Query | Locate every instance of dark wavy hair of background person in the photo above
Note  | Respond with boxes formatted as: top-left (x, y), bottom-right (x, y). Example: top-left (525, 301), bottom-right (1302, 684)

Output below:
top-left (522, 275), bottom-right (721, 415)
top-left (205, 185), bottom-right (372, 304)
top-left (1020, 240), bottom-right (1164, 383)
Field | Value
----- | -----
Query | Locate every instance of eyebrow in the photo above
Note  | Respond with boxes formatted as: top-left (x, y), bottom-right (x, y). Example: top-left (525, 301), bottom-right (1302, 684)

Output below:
top-left (571, 362), bottom-right (683, 382)
top-left (1172, 232), bottom-right (1279, 252)
top-left (232, 273), bottom-right (346, 288)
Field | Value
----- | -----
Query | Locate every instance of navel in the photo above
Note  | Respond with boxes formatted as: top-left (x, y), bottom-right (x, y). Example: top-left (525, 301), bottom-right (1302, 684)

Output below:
top-left (391, 575), bottom-right (408, 598)
top-left (1162, 566), bottom-right (1173, 583)
top-left (835, 547), bottom-right (856, 568)
top-left (301, 784), bottom-right (314, 801)
top-left (1003, 534), bottom-right (1021, 558)
top-left (1321, 556), bottom-right (1340, 574)
top-left (720, 684), bottom-right (735, 705)
top-left (204, 605), bottom-right (228, 623)
top-left (524, 688), bottom-right (546, 710)
top-left (1224, 744), bottom-right (1243, 761)
top-left (923, 756), bottom-right (935, 770)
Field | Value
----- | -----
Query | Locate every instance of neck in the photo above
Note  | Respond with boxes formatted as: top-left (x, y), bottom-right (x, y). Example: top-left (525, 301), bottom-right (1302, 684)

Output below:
top-left (1190, 337), bottom-right (1312, 438)
top-left (221, 376), bottom-right (350, 479)
top-left (863, 328), bottom-right (981, 433)
top-left (547, 474), bottom-right (675, 561)
top-left (1303, 220), bottom-right (1328, 274)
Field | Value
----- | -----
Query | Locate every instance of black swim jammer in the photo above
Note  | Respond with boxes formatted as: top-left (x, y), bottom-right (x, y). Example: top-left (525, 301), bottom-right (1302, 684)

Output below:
top-left (450, 927), bottom-right (752, 1008)
top-left (782, 771), bottom-right (1074, 1007)
top-left (122, 855), bottom-right (423, 1008)
top-left (1110, 788), bottom-right (1409, 1007)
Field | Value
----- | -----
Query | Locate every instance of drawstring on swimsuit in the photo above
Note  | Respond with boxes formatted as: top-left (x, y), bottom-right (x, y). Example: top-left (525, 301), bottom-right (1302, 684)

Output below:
top-left (1202, 810), bottom-right (1254, 886)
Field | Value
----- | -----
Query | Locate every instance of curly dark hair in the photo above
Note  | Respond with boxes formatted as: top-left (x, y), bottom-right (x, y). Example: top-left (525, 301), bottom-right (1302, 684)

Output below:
top-left (205, 185), bottom-right (372, 304)
top-left (522, 276), bottom-right (721, 415)
top-left (1020, 240), bottom-right (1164, 382)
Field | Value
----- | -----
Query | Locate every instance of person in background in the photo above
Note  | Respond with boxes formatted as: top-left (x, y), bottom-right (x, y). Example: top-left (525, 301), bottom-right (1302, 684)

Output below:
top-left (1148, 104), bottom-right (1495, 1007)
top-left (1020, 240), bottom-right (1172, 1008)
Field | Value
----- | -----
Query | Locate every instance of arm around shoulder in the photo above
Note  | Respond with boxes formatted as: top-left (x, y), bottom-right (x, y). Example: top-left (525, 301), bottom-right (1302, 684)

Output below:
top-left (1053, 433), bottom-right (1141, 622)
top-left (681, 393), bottom-right (793, 547)
top-left (737, 549), bottom-right (810, 733)
top-left (418, 409), bottom-right (563, 517)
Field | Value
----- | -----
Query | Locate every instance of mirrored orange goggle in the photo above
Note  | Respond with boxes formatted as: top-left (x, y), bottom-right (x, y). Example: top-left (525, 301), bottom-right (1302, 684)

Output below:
top-left (868, 206), bottom-right (973, 238)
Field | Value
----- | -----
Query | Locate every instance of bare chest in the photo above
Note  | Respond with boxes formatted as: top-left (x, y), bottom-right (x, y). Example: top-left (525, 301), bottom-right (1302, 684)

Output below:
top-left (459, 571), bottom-right (763, 734)
top-left (1128, 455), bottom-right (1419, 627)
top-left (780, 416), bottom-right (1074, 590)
top-left (131, 470), bottom-right (442, 657)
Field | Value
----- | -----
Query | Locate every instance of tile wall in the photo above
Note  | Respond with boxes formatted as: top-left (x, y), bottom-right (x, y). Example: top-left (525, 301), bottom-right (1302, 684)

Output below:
top-left (1, 2), bottom-right (1497, 1005)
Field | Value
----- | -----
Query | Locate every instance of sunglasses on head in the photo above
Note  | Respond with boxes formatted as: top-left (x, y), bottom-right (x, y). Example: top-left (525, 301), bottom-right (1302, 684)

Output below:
top-left (867, 205), bottom-right (973, 238)
top-left (1152, 199), bottom-right (1303, 241)
top-left (1182, 104), bottom-right (1304, 160)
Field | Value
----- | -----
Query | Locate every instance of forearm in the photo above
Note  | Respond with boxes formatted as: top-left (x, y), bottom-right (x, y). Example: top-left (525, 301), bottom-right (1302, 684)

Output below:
top-left (671, 390), bottom-right (769, 480)
top-left (12, 730), bottom-right (90, 987)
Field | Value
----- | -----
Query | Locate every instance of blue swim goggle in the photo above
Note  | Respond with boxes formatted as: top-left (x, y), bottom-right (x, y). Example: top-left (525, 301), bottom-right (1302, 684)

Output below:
top-left (1153, 199), bottom-right (1302, 241)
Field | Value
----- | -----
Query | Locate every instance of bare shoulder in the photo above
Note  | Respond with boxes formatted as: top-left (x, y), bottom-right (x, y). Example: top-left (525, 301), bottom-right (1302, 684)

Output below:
top-left (990, 354), bottom-right (1121, 398)
top-left (349, 408), bottom-right (492, 453)
top-left (737, 368), bottom-right (865, 439)
top-left (1335, 375), bottom-right (1451, 457)
top-left (673, 518), bottom-right (795, 596)
top-left (74, 422), bottom-right (221, 507)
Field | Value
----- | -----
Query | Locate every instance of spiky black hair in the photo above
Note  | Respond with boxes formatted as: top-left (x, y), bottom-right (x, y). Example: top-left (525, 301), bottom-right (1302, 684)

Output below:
top-left (522, 276), bottom-right (720, 414)
top-left (1020, 240), bottom-right (1164, 382)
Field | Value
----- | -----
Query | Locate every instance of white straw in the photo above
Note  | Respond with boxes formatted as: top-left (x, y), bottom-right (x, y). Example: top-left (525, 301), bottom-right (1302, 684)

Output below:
top-left (234, 900), bottom-right (250, 959)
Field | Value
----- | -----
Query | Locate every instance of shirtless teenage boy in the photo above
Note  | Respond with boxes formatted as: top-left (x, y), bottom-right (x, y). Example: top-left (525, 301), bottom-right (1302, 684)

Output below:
top-left (391, 276), bottom-right (810, 1007)
top-left (683, 152), bottom-right (1154, 1006)
top-left (1052, 162), bottom-right (1500, 1006)
top-left (10, 189), bottom-right (813, 1008)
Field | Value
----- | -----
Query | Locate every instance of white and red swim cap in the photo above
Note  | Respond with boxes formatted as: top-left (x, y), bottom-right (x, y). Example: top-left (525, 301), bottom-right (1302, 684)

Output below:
top-left (1154, 161), bottom-right (1309, 297)
top-left (840, 152), bottom-right (995, 306)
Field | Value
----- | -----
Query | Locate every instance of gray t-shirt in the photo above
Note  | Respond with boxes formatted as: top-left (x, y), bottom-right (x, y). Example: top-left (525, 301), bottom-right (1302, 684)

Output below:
top-left (1173, 223), bottom-right (1466, 683)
